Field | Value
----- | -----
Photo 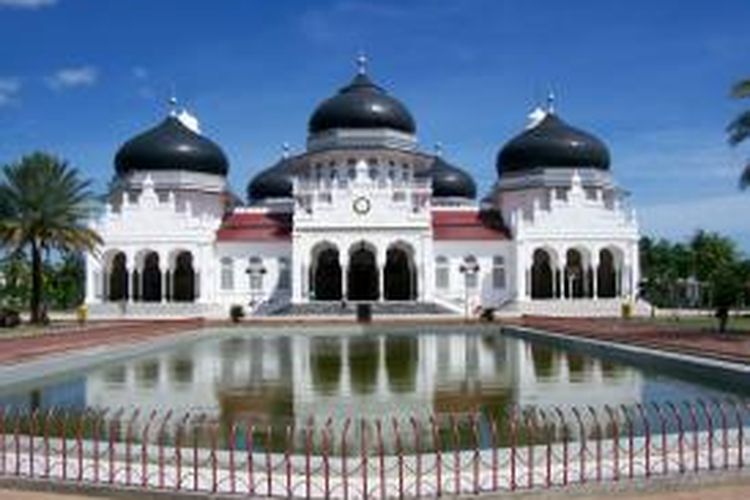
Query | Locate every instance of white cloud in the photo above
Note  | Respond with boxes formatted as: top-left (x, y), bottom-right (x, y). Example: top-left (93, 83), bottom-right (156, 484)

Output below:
top-left (0, 77), bottom-right (21, 107)
top-left (132, 66), bottom-right (148, 80)
top-left (46, 65), bottom-right (98, 90)
top-left (0, 0), bottom-right (56, 8)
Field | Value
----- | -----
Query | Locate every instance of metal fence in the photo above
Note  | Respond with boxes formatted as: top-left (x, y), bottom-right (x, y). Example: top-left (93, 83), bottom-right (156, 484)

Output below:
top-left (0, 399), bottom-right (748, 498)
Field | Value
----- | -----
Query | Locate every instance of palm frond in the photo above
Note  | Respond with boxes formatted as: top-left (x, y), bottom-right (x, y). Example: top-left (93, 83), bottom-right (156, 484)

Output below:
top-left (726, 110), bottom-right (750, 146)
top-left (731, 79), bottom-right (750, 99)
top-left (741, 164), bottom-right (750, 190)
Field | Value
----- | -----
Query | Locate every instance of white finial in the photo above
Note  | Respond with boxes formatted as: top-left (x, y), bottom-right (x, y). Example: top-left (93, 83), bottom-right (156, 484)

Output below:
top-left (434, 142), bottom-right (443, 157)
top-left (356, 51), bottom-right (367, 75)
top-left (546, 90), bottom-right (555, 114)
top-left (168, 95), bottom-right (178, 116)
top-left (282, 142), bottom-right (290, 159)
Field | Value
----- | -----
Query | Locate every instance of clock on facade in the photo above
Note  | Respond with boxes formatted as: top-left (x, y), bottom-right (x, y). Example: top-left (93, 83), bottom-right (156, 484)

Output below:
top-left (353, 196), bottom-right (371, 215)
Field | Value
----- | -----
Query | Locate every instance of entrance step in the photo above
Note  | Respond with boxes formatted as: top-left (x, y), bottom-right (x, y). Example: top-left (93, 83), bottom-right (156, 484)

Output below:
top-left (269, 301), bottom-right (455, 317)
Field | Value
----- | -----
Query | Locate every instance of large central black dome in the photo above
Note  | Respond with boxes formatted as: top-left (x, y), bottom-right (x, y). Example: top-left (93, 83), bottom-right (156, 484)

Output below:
top-left (496, 112), bottom-right (609, 176)
top-left (308, 70), bottom-right (416, 135)
top-left (115, 116), bottom-right (229, 176)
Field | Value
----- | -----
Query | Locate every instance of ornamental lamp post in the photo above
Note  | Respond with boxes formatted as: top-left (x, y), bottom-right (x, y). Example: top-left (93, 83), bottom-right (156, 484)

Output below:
top-left (245, 263), bottom-right (267, 311)
top-left (459, 260), bottom-right (480, 321)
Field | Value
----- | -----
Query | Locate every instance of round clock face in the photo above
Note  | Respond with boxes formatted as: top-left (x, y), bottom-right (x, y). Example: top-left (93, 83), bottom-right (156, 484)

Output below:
top-left (353, 196), bottom-right (371, 215)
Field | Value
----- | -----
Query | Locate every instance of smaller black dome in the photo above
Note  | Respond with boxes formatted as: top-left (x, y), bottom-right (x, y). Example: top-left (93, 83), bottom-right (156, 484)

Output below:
top-left (422, 156), bottom-right (477, 199)
top-left (309, 72), bottom-right (416, 134)
top-left (115, 116), bottom-right (229, 176)
top-left (247, 159), bottom-right (293, 202)
top-left (496, 112), bottom-right (610, 176)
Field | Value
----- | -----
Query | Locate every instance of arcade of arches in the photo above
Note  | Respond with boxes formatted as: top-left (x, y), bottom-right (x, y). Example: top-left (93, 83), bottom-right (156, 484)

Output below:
top-left (530, 247), bottom-right (623, 300)
top-left (309, 242), bottom-right (418, 301)
top-left (103, 250), bottom-right (198, 302)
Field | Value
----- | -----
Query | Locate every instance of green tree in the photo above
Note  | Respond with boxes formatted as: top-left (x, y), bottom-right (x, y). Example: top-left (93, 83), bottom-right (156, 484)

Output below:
top-left (0, 152), bottom-right (101, 323)
top-left (728, 78), bottom-right (750, 189)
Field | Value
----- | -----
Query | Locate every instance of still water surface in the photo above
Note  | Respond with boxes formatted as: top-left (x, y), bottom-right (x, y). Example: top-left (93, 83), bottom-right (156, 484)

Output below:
top-left (0, 326), bottom-right (746, 429)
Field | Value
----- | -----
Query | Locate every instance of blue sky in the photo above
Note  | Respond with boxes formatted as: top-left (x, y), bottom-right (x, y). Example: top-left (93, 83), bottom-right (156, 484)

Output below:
top-left (0, 0), bottom-right (749, 250)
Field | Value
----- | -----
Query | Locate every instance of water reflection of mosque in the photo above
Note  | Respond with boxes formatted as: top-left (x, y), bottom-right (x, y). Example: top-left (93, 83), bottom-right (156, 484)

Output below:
top-left (83, 331), bottom-right (642, 428)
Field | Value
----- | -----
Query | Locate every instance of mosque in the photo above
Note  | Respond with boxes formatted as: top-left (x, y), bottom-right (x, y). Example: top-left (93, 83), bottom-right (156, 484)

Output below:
top-left (84, 57), bottom-right (641, 318)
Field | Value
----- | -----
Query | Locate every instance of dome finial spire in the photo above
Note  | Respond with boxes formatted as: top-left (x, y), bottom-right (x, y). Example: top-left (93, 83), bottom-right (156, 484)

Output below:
top-left (281, 142), bottom-right (290, 159)
top-left (434, 141), bottom-right (444, 157)
top-left (168, 95), bottom-right (178, 117)
top-left (356, 51), bottom-right (368, 75)
top-left (546, 89), bottom-right (556, 114)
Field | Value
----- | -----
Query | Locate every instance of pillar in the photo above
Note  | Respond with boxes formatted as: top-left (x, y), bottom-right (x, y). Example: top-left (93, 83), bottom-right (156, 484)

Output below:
top-left (161, 270), bottom-right (168, 303)
top-left (378, 265), bottom-right (385, 301)
top-left (341, 265), bottom-right (348, 299)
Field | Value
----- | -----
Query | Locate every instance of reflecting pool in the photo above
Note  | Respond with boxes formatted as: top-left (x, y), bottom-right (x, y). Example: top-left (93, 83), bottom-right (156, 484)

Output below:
top-left (1, 326), bottom-right (746, 430)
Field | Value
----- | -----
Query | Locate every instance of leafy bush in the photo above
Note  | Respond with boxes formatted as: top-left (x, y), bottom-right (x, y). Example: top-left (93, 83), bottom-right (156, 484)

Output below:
top-left (229, 304), bottom-right (245, 323)
top-left (0, 307), bottom-right (21, 328)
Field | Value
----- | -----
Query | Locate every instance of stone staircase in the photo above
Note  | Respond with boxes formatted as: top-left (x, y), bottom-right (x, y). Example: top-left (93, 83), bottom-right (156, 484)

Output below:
top-left (86, 302), bottom-right (223, 319)
top-left (498, 298), bottom-right (651, 318)
top-left (269, 301), bottom-right (456, 317)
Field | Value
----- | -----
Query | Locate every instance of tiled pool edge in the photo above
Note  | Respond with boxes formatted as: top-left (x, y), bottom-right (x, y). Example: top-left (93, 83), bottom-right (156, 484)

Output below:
top-left (504, 325), bottom-right (750, 388)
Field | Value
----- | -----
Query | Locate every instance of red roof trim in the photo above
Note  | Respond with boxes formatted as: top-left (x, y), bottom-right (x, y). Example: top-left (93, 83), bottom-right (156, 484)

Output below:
top-left (216, 212), bottom-right (292, 242)
top-left (432, 210), bottom-right (510, 241)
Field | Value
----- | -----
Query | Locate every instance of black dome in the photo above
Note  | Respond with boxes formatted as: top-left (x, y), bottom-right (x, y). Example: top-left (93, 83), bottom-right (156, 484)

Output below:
top-left (426, 156), bottom-right (476, 199)
top-left (496, 113), bottom-right (610, 176)
top-left (115, 116), bottom-right (229, 176)
top-left (309, 72), bottom-right (416, 134)
top-left (247, 159), bottom-right (293, 202)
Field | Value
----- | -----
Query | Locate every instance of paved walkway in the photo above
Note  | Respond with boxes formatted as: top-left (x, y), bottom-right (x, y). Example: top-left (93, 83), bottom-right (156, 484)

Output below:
top-left (0, 319), bottom-right (203, 365)
top-left (513, 317), bottom-right (750, 364)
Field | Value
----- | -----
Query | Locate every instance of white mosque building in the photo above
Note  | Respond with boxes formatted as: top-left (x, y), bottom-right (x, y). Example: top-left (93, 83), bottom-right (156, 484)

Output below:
top-left (85, 58), bottom-right (641, 318)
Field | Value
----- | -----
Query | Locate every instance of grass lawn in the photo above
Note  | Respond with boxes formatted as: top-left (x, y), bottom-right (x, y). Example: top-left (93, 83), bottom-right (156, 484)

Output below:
top-left (643, 313), bottom-right (750, 333)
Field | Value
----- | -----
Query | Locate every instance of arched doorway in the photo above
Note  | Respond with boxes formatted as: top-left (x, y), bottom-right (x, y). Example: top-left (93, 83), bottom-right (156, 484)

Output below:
top-left (384, 245), bottom-right (416, 300)
top-left (565, 249), bottom-right (585, 298)
top-left (597, 249), bottom-right (617, 298)
top-left (141, 252), bottom-right (161, 302)
top-left (347, 244), bottom-right (378, 301)
top-left (531, 249), bottom-right (554, 299)
top-left (108, 252), bottom-right (128, 301)
top-left (172, 251), bottom-right (195, 302)
top-left (312, 247), bottom-right (342, 300)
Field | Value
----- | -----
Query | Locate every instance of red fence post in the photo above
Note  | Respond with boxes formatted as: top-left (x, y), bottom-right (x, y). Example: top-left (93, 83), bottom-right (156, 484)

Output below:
top-left (697, 399), bottom-right (715, 471)
top-left (525, 410), bottom-right (537, 489)
top-left (604, 405), bottom-right (619, 482)
top-left (666, 403), bottom-right (685, 474)
top-left (683, 402), bottom-right (699, 473)
top-left (571, 407), bottom-right (586, 484)
top-left (157, 410), bottom-right (173, 489)
top-left (620, 405), bottom-right (634, 480)
top-left (228, 422), bottom-right (237, 494)
top-left (450, 414), bottom-right (460, 495)
top-left (305, 417), bottom-right (313, 500)
top-left (410, 417), bottom-right (422, 498)
top-left (554, 407), bottom-right (569, 487)
top-left (538, 409), bottom-right (552, 488)
top-left (28, 409), bottom-right (38, 479)
top-left (509, 406), bottom-right (517, 491)
top-left (470, 412), bottom-right (480, 495)
top-left (342, 418), bottom-right (351, 500)
top-left (193, 415), bottom-right (203, 492)
top-left (93, 408), bottom-right (106, 484)
top-left (376, 419), bottom-right (385, 500)
top-left (285, 424), bottom-right (293, 499)
top-left (0, 407), bottom-right (5, 476)
top-left (361, 419), bottom-right (368, 500)
top-left (713, 400), bottom-right (729, 470)
top-left (730, 399), bottom-right (743, 469)
top-left (266, 424), bottom-right (273, 497)
top-left (651, 403), bottom-right (668, 476)
top-left (140, 410), bottom-right (157, 488)
top-left (392, 418), bottom-right (404, 500)
top-left (322, 418), bottom-right (332, 500)
top-left (125, 409), bottom-right (140, 486)
top-left (636, 404), bottom-right (651, 478)
top-left (76, 412), bottom-right (85, 482)
top-left (429, 415), bottom-right (442, 498)
top-left (175, 413), bottom-right (191, 491)
top-left (210, 421), bottom-right (218, 493)
top-left (587, 407), bottom-right (602, 483)
top-left (12, 410), bottom-right (21, 477)
top-left (58, 410), bottom-right (67, 481)
top-left (246, 421), bottom-right (255, 497)
top-left (489, 416), bottom-right (499, 491)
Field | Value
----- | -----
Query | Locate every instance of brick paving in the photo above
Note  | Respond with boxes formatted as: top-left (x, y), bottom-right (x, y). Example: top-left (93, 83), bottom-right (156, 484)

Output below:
top-left (513, 316), bottom-right (750, 364)
top-left (0, 319), bottom-right (204, 365)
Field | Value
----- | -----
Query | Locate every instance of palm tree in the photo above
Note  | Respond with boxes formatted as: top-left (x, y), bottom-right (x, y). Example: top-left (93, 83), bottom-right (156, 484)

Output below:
top-left (0, 152), bottom-right (101, 323)
top-left (727, 78), bottom-right (750, 189)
